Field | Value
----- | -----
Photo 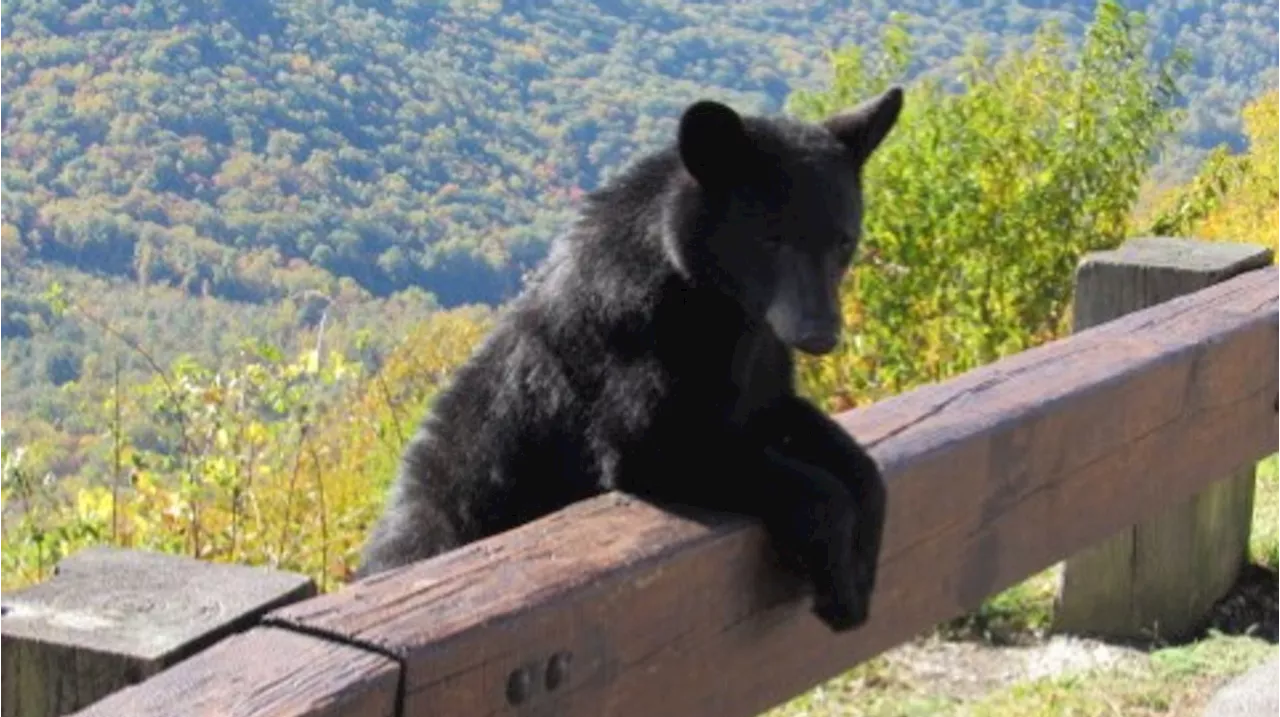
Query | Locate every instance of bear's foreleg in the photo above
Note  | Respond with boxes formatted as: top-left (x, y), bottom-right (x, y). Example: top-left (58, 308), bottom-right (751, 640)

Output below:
top-left (746, 395), bottom-right (887, 622)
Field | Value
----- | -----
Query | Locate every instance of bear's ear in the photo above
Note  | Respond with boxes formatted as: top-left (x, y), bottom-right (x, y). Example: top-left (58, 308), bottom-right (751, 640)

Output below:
top-left (824, 86), bottom-right (904, 166)
top-left (678, 99), bottom-right (752, 190)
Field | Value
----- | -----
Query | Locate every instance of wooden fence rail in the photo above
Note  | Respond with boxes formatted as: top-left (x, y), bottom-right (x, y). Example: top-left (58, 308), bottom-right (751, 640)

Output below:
top-left (5, 247), bottom-right (1276, 717)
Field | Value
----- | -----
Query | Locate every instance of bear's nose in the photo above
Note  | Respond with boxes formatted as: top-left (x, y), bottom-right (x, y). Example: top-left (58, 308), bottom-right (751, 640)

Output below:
top-left (794, 328), bottom-right (839, 356)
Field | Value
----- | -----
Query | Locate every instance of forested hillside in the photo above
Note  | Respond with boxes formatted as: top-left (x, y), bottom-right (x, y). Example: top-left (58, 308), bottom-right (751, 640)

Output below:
top-left (1, 0), bottom-right (1276, 459)
top-left (4, 0), bottom-right (1276, 302)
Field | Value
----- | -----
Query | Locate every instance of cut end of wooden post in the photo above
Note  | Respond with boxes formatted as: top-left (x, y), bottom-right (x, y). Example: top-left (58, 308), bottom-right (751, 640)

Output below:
top-left (1, 547), bottom-right (317, 717)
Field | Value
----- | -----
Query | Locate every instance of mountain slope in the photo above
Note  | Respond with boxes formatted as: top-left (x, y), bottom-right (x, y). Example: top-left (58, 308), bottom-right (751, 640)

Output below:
top-left (3, 0), bottom-right (1275, 306)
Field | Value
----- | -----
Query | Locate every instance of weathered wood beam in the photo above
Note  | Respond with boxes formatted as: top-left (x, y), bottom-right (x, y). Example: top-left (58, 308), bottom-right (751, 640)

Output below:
top-left (74, 265), bottom-right (1278, 717)
top-left (69, 627), bottom-right (399, 717)
top-left (274, 266), bottom-right (1278, 717)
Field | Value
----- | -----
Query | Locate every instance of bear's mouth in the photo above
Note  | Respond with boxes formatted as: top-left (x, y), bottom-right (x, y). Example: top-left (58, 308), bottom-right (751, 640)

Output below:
top-left (791, 332), bottom-right (840, 356)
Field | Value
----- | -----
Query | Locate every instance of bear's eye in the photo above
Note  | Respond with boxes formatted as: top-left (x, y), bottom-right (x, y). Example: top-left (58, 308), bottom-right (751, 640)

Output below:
top-left (762, 235), bottom-right (785, 249)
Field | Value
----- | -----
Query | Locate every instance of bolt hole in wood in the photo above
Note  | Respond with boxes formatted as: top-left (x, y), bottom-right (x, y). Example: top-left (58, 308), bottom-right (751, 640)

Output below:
top-left (505, 651), bottom-right (573, 705)
top-left (546, 651), bottom-right (572, 691)
top-left (506, 665), bottom-right (534, 705)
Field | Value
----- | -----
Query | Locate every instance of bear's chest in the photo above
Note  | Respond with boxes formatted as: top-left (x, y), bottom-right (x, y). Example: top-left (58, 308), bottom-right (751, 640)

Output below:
top-left (654, 325), bottom-right (794, 425)
top-left (723, 331), bottom-right (793, 427)
top-left (643, 290), bottom-right (794, 427)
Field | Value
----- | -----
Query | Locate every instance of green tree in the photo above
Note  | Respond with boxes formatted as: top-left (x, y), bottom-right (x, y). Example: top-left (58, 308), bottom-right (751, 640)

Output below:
top-left (789, 1), bottom-right (1186, 410)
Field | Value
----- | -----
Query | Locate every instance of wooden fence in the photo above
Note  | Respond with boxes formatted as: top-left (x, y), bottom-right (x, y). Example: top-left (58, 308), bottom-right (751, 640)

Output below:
top-left (3, 238), bottom-right (1277, 717)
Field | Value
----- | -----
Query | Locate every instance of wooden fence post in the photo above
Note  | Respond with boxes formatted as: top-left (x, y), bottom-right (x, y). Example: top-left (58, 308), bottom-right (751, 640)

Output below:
top-left (1, 547), bottom-right (316, 717)
top-left (1053, 236), bottom-right (1275, 641)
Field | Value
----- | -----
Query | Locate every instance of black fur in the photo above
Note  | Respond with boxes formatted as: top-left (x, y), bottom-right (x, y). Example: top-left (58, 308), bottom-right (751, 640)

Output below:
top-left (357, 88), bottom-right (903, 632)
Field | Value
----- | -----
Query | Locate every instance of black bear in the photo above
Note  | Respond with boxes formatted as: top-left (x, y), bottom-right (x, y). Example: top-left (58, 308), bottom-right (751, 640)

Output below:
top-left (357, 87), bottom-right (903, 632)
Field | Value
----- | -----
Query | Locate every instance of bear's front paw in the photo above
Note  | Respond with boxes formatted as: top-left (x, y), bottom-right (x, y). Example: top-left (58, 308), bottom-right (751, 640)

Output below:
top-left (812, 586), bottom-right (869, 632)
top-left (809, 504), bottom-right (871, 633)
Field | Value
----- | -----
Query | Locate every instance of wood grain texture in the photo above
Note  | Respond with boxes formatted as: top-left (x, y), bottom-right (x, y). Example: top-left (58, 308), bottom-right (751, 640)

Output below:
top-left (66, 627), bottom-right (400, 717)
top-left (2, 547), bottom-right (316, 717)
top-left (257, 266), bottom-right (1278, 717)
top-left (1072, 237), bottom-right (1273, 331)
top-left (1056, 237), bottom-right (1274, 640)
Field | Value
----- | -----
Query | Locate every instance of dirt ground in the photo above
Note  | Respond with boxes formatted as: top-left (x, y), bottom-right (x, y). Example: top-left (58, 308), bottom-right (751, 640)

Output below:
top-left (863, 564), bottom-right (1276, 712)
top-left (882, 634), bottom-right (1147, 702)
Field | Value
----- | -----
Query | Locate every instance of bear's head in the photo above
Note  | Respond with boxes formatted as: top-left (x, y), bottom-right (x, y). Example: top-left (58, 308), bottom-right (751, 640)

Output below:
top-left (665, 87), bottom-right (903, 356)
